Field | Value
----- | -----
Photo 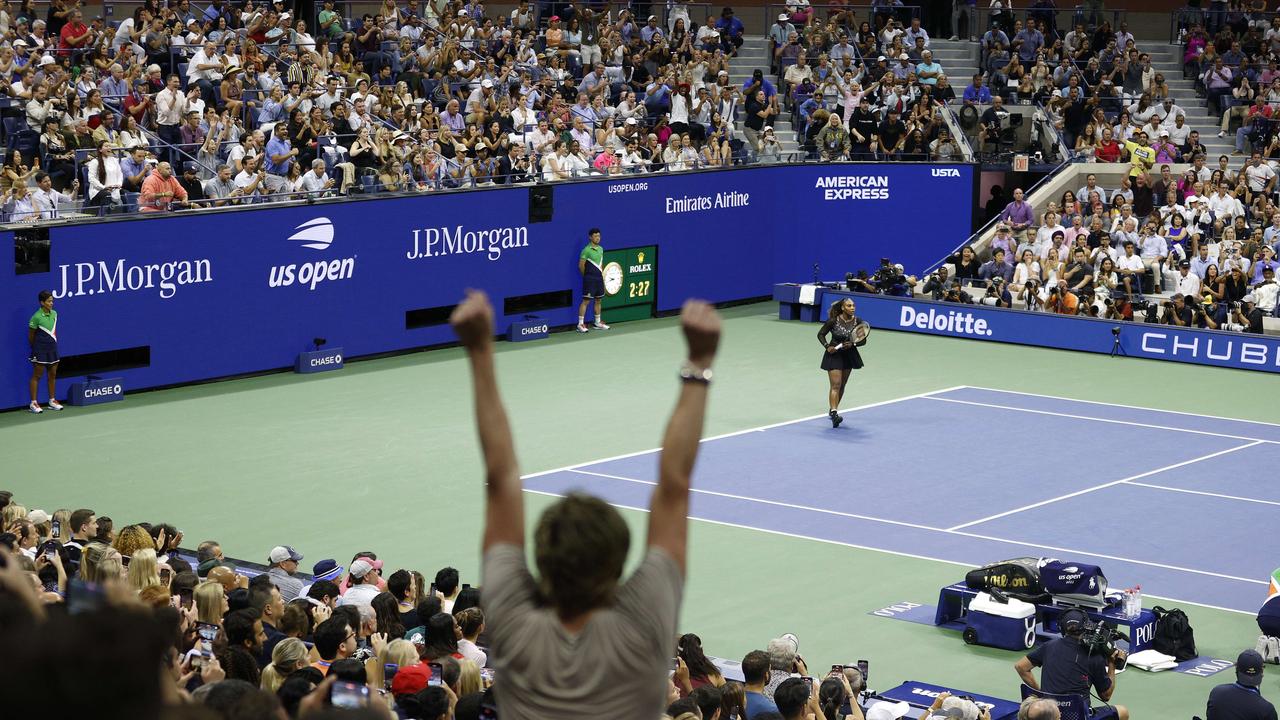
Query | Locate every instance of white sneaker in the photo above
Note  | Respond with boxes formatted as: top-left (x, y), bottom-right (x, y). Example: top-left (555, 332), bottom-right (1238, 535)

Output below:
top-left (1218, 130), bottom-right (1226, 137)
top-left (949, 35), bottom-right (959, 41)
top-left (593, 322), bottom-right (611, 330)
top-left (49, 400), bottom-right (64, 411)
top-left (28, 402), bottom-right (42, 414)
top-left (576, 323), bottom-right (589, 333)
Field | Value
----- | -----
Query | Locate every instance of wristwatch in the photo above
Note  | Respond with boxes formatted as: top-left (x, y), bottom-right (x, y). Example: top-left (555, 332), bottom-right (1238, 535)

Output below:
top-left (678, 363), bottom-right (713, 384)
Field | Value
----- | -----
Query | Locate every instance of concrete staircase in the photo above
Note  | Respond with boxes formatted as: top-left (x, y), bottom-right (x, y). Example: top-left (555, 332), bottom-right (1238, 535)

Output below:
top-left (1145, 44), bottom-right (1236, 160)
top-left (728, 37), bottom-right (799, 156)
top-left (927, 38), bottom-right (981, 89)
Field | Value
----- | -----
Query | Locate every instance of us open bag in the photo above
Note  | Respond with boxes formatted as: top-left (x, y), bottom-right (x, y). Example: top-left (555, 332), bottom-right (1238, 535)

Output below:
top-left (1151, 606), bottom-right (1198, 662)
top-left (1257, 635), bottom-right (1280, 664)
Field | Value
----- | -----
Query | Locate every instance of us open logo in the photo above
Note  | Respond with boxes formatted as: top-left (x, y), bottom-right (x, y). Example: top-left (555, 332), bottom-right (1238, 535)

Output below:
top-left (268, 218), bottom-right (357, 291)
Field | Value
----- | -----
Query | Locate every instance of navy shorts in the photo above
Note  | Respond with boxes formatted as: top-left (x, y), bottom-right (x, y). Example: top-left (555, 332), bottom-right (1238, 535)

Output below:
top-left (30, 338), bottom-right (58, 365)
top-left (582, 274), bottom-right (605, 299)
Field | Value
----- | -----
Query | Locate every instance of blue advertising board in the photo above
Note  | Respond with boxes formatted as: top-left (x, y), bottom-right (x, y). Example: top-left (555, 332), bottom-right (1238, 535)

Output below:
top-left (0, 163), bottom-right (974, 409)
top-left (798, 289), bottom-right (1280, 374)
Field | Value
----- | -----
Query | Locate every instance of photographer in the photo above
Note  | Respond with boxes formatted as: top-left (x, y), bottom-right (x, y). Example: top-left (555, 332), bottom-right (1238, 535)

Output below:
top-left (981, 276), bottom-right (1013, 308)
top-left (1014, 609), bottom-right (1129, 720)
top-left (922, 267), bottom-right (952, 300)
top-left (979, 247), bottom-right (1015, 285)
top-left (1161, 293), bottom-right (1194, 326)
top-left (944, 280), bottom-right (976, 305)
top-left (1062, 248), bottom-right (1095, 297)
top-left (871, 259), bottom-right (916, 297)
top-left (1043, 281), bottom-right (1079, 315)
top-left (1229, 294), bottom-right (1265, 333)
top-left (1020, 278), bottom-right (1044, 311)
top-left (1194, 296), bottom-right (1226, 329)
top-left (845, 270), bottom-right (880, 294)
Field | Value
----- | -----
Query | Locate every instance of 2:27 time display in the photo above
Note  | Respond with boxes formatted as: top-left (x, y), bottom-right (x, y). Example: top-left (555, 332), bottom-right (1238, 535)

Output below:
top-left (628, 280), bottom-right (651, 298)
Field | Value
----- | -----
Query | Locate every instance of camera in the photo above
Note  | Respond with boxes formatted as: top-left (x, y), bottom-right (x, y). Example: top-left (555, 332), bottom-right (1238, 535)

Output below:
top-left (1230, 301), bottom-right (1242, 310)
top-left (1048, 285), bottom-right (1059, 297)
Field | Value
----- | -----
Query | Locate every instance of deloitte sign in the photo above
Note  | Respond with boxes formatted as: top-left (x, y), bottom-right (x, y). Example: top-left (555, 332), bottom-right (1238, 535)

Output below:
top-left (899, 305), bottom-right (994, 337)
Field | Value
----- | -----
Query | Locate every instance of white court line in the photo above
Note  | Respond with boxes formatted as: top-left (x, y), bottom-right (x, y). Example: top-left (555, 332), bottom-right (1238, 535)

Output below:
top-left (521, 385), bottom-right (966, 480)
top-left (958, 385), bottom-right (1280, 432)
top-left (946, 441), bottom-right (1264, 531)
top-left (1124, 480), bottom-right (1280, 508)
top-left (520, 487), bottom-right (1260, 616)
top-left (546, 466), bottom-right (1265, 587)
top-left (922, 396), bottom-right (1275, 444)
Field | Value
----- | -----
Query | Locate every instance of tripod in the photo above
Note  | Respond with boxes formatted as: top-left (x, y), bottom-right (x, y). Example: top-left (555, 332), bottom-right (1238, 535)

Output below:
top-left (1110, 327), bottom-right (1127, 357)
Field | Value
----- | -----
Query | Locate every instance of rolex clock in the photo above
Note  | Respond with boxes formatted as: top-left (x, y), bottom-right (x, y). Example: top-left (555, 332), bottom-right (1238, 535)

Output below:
top-left (601, 245), bottom-right (657, 323)
top-left (603, 261), bottom-right (624, 296)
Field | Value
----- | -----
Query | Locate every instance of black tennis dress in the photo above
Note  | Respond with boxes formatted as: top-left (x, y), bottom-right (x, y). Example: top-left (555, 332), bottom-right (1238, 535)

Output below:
top-left (818, 315), bottom-right (865, 371)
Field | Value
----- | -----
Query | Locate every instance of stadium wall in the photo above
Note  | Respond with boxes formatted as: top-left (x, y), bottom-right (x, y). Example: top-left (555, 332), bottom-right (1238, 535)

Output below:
top-left (0, 162), bottom-right (975, 409)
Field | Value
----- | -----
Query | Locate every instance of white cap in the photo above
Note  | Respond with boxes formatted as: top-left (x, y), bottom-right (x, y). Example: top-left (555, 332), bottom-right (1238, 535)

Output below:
top-left (625, 117), bottom-right (637, 125)
top-left (27, 509), bottom-right (50, 524)
top-left (778, 12), bottom-right (789, 20)
top-left (12, 39), bottom-right (26, 47)
top-left (1159, 129), bottom-right (1169, 136)
top-left (39, 55), bottom-right (55, 66)
top-left (894, 263), bottom-right (905, 272)
top-left (350, 558), bottom-right (376, 578)
top-left (866, 701), bottom-right (912, 720)
top-left (1183, 195), bottom-right (1197, 204)
top-left (279, 11), bottom-right (290, 19)
top-left (481, 79), bottom-right (493, 88)
top-left (268, 545), bottom-right (303, 564)
top-left (1243, 293), bottom-right (1257, 303)
top-left (899, 53), bottom-right (909, 60)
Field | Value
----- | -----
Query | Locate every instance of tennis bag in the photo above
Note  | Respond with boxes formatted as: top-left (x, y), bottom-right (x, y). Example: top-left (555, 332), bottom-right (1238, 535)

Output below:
top-left (1040, 560), bottom-right (1109, 608)
top-left (964, 557), bottom-right (1050, 603)
top-left (1151, 606), bottom-right (1198, 662)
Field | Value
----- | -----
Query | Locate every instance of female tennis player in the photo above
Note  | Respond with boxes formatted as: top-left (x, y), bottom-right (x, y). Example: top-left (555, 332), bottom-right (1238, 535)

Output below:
top-left (28, 289), bottom-right (62, 413)
top-left (817, 297), bottom-right (868, 427)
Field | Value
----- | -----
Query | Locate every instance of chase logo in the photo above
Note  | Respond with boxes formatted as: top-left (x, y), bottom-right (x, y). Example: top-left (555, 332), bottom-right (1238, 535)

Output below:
top-left (932, 168), bottom-right (961, 177)
top-left (269, 218), bottom-right (357, 290)
top-left (288, 217), bottom-right (335, 250)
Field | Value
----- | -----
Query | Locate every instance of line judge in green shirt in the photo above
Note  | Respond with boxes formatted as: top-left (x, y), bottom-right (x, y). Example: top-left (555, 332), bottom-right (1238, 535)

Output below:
top-left (27, 289), bottom-right (63, 413)
top-left (577, 227), bottom-right (610, 333)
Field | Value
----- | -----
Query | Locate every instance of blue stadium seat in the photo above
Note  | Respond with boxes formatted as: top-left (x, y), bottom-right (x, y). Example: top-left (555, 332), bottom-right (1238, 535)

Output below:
top-left (123, 191), bottom-right (139, 213)
top-left (1019, 684), bottom-right (1090, 720)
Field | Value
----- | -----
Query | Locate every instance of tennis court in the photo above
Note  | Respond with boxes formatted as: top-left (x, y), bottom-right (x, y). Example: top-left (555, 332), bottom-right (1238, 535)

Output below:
top-left (525, 385), bottom-right (1279, 614)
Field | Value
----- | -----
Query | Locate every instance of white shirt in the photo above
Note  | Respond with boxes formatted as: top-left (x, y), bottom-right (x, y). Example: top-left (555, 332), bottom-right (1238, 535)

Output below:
top-left (31, 186), bottom-right (72, 218)
top-left (1245, 162), bottom-right (1276, 192)
top-left (86, 156), bottom-right (124, 203)
top-left (1171, 271), bottom-right (1201, 296)
top-left (298, 170), bottom-right (331, 193)
top-left (1117, 253), bottom-right (1146, 272)
top-left (156, 88), bottom-right (188, 125)
top-left (339, 582), bottom-right (381, 607)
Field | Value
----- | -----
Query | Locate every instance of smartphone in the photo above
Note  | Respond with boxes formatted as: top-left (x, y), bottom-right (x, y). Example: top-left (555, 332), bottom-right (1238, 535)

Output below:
top-left (330, 680), bottom-right (370, 709)
top-left (671, 657), bottom-right (679, 671)
top-left (802, 676), bottom-right (813, 687)
top-left (196, 621), bottom-right (218, 650)
top-left (66, 578), bottom-right (106, 615)
top-left (429, 582), bottom-right (437, 597)
top-left (51, 519), bottom-right (61, 537)
top-left (428, 662), bottom-right (443, 687)
top-left (857, 660), bottom-right (869, 685)
top-left (830, 664), bottom-right (844, 673)
top-left (384, 663), bottom-right (399, 691)
top-left (188, 649), bottom-right (212, 670)
top-left (178, 591), bottom-right (194, 610)
top-left (41, 540), bottom-right (58, 561)
top-left (480, 668), bottom-right (495, 684)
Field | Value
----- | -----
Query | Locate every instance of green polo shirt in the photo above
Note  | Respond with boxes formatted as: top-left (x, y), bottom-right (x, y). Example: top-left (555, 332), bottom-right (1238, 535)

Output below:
top-left (29, 308), bottom-right (57, 336)
top-left (580, 243), bottom-right (603, 271)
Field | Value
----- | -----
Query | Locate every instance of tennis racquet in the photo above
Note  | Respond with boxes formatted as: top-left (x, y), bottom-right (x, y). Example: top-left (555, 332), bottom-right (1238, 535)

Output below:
top-left (853, 321), bottom-right (871, 344)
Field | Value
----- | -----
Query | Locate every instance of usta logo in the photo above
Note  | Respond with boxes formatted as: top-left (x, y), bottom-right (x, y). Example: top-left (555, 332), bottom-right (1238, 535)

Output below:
top-left (269, 218), bottom-right (357, 290)
top-left (932, 168), bottom-right (961, 177)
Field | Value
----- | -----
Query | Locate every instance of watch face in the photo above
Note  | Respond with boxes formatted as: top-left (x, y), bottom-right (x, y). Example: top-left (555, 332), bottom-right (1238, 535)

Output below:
top-left (603, 261), bottom-right (624, 295)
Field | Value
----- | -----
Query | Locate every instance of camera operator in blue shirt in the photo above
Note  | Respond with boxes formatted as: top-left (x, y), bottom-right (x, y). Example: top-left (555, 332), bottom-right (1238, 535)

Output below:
top-left (1014, 609), bottom-right (1129, 720)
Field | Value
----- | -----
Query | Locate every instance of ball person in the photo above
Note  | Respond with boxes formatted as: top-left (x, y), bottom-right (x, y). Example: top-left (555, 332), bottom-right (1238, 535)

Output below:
top-left (577, 227), bottom-right (610, 333)
top-left (28, 289), bottom-right (63, 413)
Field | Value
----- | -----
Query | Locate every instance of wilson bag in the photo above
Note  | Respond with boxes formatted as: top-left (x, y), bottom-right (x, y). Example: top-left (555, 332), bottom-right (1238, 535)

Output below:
top-left (1151, 606), bottom-right (1198, 662)
top-left (1256, 635), bottom-right (1280, 664)
top-left (964, 557), bottom-right (1049, 603)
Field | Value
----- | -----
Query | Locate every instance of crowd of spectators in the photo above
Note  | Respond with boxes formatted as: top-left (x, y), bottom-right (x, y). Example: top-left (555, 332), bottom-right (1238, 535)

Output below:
top-left (0, 0), bottom-right (977, 223)
top-left (930, 165), bottom-right (1279, 332)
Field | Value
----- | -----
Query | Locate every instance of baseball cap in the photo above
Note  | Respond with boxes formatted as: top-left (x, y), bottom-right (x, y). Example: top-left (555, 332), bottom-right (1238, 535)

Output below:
top-left (311, 559), bottom-right (344, 581)
top-left (1184, 194), bottom-right (1197, 204)
top-left (899, 53), bottom-right (909, 60)
top-left (183, 161), bottom-right (198, 173)
top-left (1237, 649), bottom-right (1265, 687)
top-left (1159, 129), bottom-right (1169, 137)
top-left (350, 558), bottom-right (383, 578)
top-left (625, 117), bottom-right (637, 125)
top-left (763, 126), bottom-right (775, 133)
top-left (268, 545), bottom-right (303, 564)
top-left (877, 55), bottom-right (887, 61)
top-left (548, 14), bottom-right (559, 21)
top-left (647, 14), bottom-right (657, 21)
top-left (391, 663), bottom-right (431, 695)
top-left (12, 39), bottom-right (26, 47)
top-left (778, 12), bottom-right (789, 20)
top-left (866, 701), bottom-right (912, 720)
top-left (1178, 259), bottom-right (1190, 268)
top-left (1266, 266), bottom-right (1276, 274)
top-left (1243, 293), bottom-right (1257, 303)
top-left (481, 79), bottom-right (493, 88)
top-left (27, 509), bottom-right (50, 524)
top-left (39, 55), bottom-right (55, 66)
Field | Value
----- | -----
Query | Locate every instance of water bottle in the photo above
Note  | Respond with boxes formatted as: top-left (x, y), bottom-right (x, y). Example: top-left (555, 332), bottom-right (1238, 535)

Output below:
top-left (1130, 586), bottom-right (1143, 619)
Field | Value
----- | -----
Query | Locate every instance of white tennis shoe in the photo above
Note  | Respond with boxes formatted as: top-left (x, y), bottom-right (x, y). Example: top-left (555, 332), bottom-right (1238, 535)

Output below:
top-left (28, 402), bottom-right (42, 414)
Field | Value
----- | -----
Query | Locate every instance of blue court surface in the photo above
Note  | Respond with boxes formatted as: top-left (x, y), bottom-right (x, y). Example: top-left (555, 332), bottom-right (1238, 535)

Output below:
top-left (523, 386), bottom-right (1280, 614)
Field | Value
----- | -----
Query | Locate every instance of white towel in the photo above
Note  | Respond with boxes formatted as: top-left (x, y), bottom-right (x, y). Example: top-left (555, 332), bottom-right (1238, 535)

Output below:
top-left (1126, 649), bottom-right (1178, 672)
top-left (799, 284), bottom-right (818, 305)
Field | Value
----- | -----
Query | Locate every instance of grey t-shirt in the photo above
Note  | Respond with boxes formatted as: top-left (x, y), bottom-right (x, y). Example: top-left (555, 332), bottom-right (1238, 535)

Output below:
top-left (482, 543), bottom-right (683, 720)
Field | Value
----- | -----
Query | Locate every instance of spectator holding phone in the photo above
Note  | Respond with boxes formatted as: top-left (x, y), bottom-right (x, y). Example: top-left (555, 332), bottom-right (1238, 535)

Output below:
top-left (451, 289), bottom-right (719, 720)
